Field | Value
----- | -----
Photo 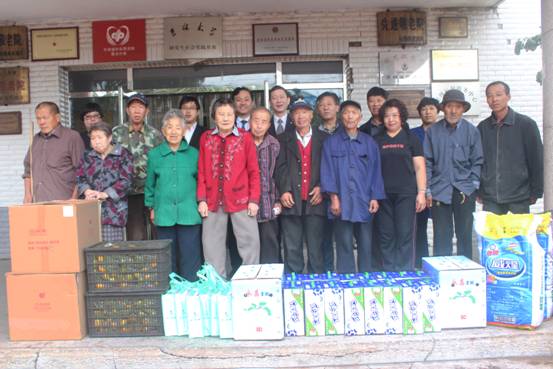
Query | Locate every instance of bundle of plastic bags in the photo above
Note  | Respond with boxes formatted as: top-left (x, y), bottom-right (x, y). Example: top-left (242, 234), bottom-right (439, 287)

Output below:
top-left (161, 264), bottom-right (232, 338)
top-left (474, 211), bottom-right (552, 329)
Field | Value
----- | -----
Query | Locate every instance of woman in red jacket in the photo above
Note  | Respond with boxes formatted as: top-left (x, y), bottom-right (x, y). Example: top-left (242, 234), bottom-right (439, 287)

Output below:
top-left (197, 97), bottom-right (261, 278)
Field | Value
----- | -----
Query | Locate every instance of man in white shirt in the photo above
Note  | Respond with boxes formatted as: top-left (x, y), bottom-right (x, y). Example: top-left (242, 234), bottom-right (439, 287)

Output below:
top-left (178, 95), bottom-right (205, 150)
top-left (232, 87), bottom-right (255, 131)
top-left (268, 85), bottom-right (293, 136)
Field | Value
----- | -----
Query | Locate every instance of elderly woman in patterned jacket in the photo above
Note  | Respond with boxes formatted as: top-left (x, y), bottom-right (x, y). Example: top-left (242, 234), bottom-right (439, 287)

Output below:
top-left (76, 122), bottom-right (133, 241)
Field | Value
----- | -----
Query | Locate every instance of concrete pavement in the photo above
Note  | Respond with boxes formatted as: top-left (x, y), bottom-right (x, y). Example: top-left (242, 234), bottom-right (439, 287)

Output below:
top-left (1, 259), bottom-right (552, 369)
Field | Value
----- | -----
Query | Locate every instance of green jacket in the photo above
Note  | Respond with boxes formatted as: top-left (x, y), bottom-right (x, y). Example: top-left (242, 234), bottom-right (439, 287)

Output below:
top-left (112, 122), bottom-right (164, 194)
top-left (144, 140), bottom-right (201, 227)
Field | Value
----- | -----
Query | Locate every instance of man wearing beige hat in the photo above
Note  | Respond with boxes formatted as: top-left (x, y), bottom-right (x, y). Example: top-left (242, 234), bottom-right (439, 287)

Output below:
top-left (423, 89), bottom-right (483, 259)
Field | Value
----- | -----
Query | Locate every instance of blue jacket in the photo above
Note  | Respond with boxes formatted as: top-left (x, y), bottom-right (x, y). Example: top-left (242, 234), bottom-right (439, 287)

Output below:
top-left (320, 129), bottom-right (386, 222)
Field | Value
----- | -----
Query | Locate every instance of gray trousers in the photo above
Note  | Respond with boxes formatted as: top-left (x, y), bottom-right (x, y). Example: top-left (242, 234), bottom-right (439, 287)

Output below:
top-left (202, 208), bottom-right (260, 278)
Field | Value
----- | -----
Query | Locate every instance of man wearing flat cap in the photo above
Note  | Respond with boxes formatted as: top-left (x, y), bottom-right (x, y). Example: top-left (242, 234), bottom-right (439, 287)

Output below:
top-left (112, 92), bottom-right (163, 240)
top-left (424, 90), bottom-right (483, 260)
top-left (411, 97), bottom-right (440, 267)
top-left (275, 100), bottom-right (328, 273)
top-left (321, 100), bottom-right (385, 273)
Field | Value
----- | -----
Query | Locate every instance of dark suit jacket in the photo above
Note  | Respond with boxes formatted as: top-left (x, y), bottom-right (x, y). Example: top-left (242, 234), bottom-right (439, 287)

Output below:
top-left (188, 124), bottom-right (207, 150)
top-left (275, 128), bottom-right (329, 217)
top-left (269, 115), bottom-right (295, 137)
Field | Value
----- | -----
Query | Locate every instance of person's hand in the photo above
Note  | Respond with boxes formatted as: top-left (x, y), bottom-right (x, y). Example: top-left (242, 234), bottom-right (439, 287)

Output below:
top-left (330, 194), bottom-right (341, 216)
top-left (198, 201), bottom-right (209, 218)
top-left (247, 202), bottom-right (259, 217)
top-left (150, 209), bottom-right (155, 222)
top-left (530, 196), bottom-right (537, 205)
top-left (309, 186), bottom-right (322, 206)
top-left (84, 189), bottom-right (99, 200)
top-left (23, 193), bottom-right (32, 204)
top-left (97, 192), bottom-right (109, 200)
top-left (369, 200), bottom-right (379, 214)
top-left (416, 192), bottom-right (426, 213)
top-left (426, 195), bottom-right (433, 208)
top-left (280, 192), bottom-right (295, 208)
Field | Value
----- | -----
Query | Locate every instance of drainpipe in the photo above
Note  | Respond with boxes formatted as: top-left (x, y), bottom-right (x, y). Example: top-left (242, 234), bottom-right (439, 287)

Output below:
top-left (543, 0), bottom-right (553, 210)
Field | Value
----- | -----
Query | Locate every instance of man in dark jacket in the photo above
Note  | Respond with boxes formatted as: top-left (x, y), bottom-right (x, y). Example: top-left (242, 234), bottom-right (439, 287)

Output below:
top-left (275, 100), bottom-right (328, 273)
top-left (478, 81), bottom-right (543, 214)
top-left (178, 95), bottom-right (206, 150)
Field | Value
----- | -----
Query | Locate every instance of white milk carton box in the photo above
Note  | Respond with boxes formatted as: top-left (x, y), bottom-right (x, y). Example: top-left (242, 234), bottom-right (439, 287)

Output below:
top-left (231, 263), bottom-right (284, 340)
top-left (383, 282), bottom-right (403, 335)
top-left (364, 280), bottom-right (386, 335)
top-left (322, 282), bottom-right (345, 335)
top-left (216, 293), bottom-right (233, 339)
top-left (186, 291), bottom-right (205, 338)
top-left (420, 280), bottom-right (441, 332)
top-left (342, 280), bottom-right (365, 336)
top-left (161, 292), bottom-right (179, 336)
top-left (423, 256), bottom-right (486, 329)
top-left (174, 291), bottom-right (189, 336)
top-left (303, 282), bottom-right (325, 336)
top-left (400, 281), bottom-right (424, 335)
top-left (282, 280), bottom-right (305, 337)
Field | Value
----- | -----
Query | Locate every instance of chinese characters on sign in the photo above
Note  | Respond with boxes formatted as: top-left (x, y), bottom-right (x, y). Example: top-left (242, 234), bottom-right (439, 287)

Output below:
top-left (0, 112), bottom-right (22, 135)
top-left (92, 19), bottom-right (146, 63)
top-left (253, 23), bottom-right (298, 56)
top-left (0, 26), bottom-right (28, 61)
top-left (377, 11), bottom-right (426, 46)
top-left (379, 51), bottom-right (430, 85)
top-left (431, 49), bottom-right (479, 81)
top-left (164, 17), bottom-right (223, 59)
top-left (0, 67), bottom-right (30, 105)
top-left (31, 27), bottom-right (79, 61)
top-left (431, 82), bottom-right (481, 116)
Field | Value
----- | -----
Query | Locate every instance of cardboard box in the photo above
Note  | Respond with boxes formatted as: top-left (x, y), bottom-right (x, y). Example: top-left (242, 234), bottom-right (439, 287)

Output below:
top-left (6, 272), bottom-right (86, 341)
top-left (364, 282), bottom-right (386, 335)
top-left (283, 280), bottom-right (305, 337)
top-left (423, 256), bottom-right (486, 329)
top-left (343, 280), bottom-right (365, 336)
top-left (231, 264), bottom-right (284, 340)
top-left (9, 200), bottom-right (101, 273)
top-left (303, 282), bottom-right (325, 336)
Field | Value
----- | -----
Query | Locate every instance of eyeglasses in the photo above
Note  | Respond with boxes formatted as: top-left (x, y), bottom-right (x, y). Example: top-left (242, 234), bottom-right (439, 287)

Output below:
top-left (84, 113), bottom-right (101, 120)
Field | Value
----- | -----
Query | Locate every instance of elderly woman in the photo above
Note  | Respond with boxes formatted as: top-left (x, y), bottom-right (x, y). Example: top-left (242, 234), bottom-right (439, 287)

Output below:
top-left (145, 109), bottom-right (202, 281)
top-left (373, 99), bottom-right (426, 271)
top-left (76, 122), bottom-right (133, 241)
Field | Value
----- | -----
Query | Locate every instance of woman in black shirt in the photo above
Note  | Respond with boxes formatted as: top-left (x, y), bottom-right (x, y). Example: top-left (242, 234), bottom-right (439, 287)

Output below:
top-left (374, 99), bottom-right (426, 271)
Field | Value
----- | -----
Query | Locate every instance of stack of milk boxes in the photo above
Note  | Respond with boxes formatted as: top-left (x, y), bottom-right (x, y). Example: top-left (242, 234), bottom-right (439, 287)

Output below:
top-left (282, 256), bottom-right (487, 337)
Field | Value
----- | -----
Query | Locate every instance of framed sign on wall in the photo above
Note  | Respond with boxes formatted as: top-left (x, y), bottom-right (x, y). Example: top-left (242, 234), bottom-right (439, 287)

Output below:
top-left (31, 27), bottom-right (79, 61)
top-left (431, 49), bottom-right (479, 81)
top-left (0, 112), bottom-right (22, 135)
top-left (253, 23), bottom-right (299, 56)
top-left (439, 17), bottom-right (468, 38)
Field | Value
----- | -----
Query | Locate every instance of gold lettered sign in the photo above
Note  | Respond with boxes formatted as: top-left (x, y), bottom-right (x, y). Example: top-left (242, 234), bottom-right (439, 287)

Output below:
top-left (0, 112), bottom-right (22, 135)
top-left (0, 67), bottom-right (30, 105)
top-left (31, 27), bottom-right (79, 61)
top-left (388, 90), bottom-right (426, 118)
top-left (0, 26), bottom-right (28, 60)
top-left (377, 11), bottom-right (426, 46)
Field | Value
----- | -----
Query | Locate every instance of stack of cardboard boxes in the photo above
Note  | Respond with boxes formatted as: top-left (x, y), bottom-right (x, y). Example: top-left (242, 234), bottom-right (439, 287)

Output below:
top-left (6, 200), bottom-right (101, 341)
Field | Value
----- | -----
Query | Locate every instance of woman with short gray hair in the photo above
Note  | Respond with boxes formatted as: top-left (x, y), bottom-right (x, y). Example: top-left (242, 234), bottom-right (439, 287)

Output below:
top-left (144, 108), bottom-right (202, 281)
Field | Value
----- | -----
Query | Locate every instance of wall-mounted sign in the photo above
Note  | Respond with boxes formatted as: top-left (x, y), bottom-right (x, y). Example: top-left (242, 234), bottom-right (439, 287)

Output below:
top-left (0, 67), bottom-right (30, 105)
top-left (431, 49), bottom-right (479, 81)
top-left (387, 90), bottom-right (426, 118)
top-left (0, 112), bottom-right (22, 135)
top-left (92, 19), bottom-right (146, 63)
top-left (253, 23), bottom-right (298, 56)
top-left (439, 17), bottom-right (468, 38)
top-left (164, 17), bottom-right (223, 59)
top-left (0, 26), bottom-right (28, 60)
top-left (432, 82), bottom-right (481, 116)
top-left (379, 51), bottom-right (430, 85)
top-left (377, 11), bottom-right (426, 46)
top-left (31, 27), bottom-right (79, 61)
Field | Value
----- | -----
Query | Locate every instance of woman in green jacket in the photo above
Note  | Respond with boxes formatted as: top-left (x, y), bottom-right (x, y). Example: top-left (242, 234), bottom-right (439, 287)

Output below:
top-left (145, 109), bottom-right (202, 281)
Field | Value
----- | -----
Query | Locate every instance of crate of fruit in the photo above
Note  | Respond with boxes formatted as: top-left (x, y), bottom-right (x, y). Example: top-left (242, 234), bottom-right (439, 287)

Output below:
top-left (85, 240), bottom-right (171, 294)
top-left (86, 292), bottom-right (164, 337)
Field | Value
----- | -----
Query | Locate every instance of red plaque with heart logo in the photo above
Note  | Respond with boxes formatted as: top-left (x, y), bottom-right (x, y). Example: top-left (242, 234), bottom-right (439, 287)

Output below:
top-left (92, 19), bottom-right (146, 63)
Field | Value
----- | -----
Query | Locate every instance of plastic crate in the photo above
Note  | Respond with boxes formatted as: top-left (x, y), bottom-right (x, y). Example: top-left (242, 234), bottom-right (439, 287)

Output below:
top-left (86, 292), bottom-right (164, 337)
top-left (85, 240), bottom-right (171, 294)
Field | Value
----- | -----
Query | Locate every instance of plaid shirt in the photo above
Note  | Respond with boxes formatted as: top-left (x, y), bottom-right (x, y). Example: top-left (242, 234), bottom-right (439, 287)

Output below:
top-left (256, 134), bottom-right (280, 222)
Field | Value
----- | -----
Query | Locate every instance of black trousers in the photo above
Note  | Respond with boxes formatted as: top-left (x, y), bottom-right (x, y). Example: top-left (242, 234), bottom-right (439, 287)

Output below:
top-left (432, 189), bottom-right (476, 259)
top-left (375, 193), bottom-right (417, 271)
top-left (483, 199), bottom-right (530, 215)
top-left (258, 219), bottom-right (281, 264)
top-left (127, 194), bottom-right (153, 241)
top-left (415, 210), bottom-right (430, 268)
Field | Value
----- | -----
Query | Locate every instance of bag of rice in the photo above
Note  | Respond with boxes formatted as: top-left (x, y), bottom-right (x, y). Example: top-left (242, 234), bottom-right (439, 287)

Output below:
top-left (474, 211), bottom-right (545, 329)
top-left (536, 212), bottom-right (553, 320)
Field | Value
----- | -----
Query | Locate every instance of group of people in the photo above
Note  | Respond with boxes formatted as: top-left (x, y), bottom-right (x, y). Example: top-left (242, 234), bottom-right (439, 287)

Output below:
top-left (23, 80), bottom-right (544, 280)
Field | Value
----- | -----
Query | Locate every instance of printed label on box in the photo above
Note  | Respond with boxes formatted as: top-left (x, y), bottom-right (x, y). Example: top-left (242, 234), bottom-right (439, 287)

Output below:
top-left (364, 285), bottom-right (386, 335)
top-left (304, 285), bottom-right (325, 336)
top-left (283, 284), bottom-right (305, 337)
top-left (343, 285), bottom-right (364, 336)
top-left (323, 284), bottom-right (344, 335)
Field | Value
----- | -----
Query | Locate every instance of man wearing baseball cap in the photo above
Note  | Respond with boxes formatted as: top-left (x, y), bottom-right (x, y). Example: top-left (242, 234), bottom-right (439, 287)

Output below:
top-left (275, 99), bottom-right (328, 273)
top-left (423, 89), bottom-right (483, 260)
top-left (112, 92), bottom-right (163, 240)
